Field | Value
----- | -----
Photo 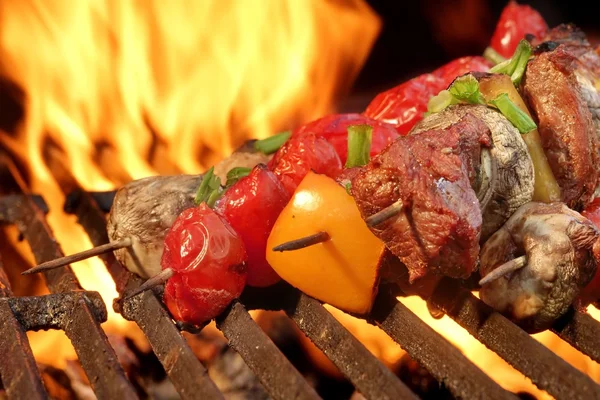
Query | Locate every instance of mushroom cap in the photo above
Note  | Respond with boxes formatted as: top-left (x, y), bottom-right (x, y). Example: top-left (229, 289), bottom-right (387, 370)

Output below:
top-left (479, 202), bottom-right (599, 332)
top-left (412, 105), bottom-right (535, 241)
top-left (107, 141), bottom-right (271, 278)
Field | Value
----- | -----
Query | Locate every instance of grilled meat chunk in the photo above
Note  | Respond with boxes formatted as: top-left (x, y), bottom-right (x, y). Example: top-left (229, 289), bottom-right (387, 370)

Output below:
top-left (351, 113), bottom-right (491, 282)
top-left (108, 142), bottom-right (270, 278)
top-left (480, 202), bottom-right (599, 332)
top-left (521, 25), bottom-right (600, 209)
top-left (412, 105), bottom-right (534, 241)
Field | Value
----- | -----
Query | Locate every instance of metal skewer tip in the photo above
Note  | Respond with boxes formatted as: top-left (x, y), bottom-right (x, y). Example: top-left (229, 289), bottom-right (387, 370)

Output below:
top-left (272, 231), bottom-right (331, 252)
top-left (366, 199), bottom-right (404, 227)
top-left (123, 268), bottom-right (175, 300)
top-left (22, 237), bottom-right (133, 275)
top-left (478, 255), bottom-right (527, 286)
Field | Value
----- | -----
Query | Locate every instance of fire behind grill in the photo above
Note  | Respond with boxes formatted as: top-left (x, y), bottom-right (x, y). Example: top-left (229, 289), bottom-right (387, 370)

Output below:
top-left (1, 163), bottom-right (600, 400)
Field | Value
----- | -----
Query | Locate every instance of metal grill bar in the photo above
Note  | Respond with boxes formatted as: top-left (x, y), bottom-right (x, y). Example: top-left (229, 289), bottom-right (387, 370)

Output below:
top-left (552, 308), bottom-right (600, 363)
top-left (283, 291), bottom-right (417, 400)
top-left (216, 302), bottom-right (321, 400)
top-left (5, 196), bottom-right (138, 400)
top-left (0, 263), bottom-right (47, 400)
top-left (371, 285), bottom-right (515, 400)
top-left (70, 191), bottom-right (224, 400)
top-left (431, 278), bottom-right (600, 400)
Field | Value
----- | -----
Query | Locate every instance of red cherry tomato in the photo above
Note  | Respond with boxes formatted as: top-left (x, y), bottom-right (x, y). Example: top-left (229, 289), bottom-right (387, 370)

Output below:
top-left (162, 204), bottom-right (247, 325)
top-left (490, 1), bottom-right (548, 58)
top-left (268, 132), bottom-right (342, 196)
top-left (217, 165), bottom-right (289, 287)
top-left (293, 114), bottom-right (399, 163)
top-left (364, 56), bottom-right (491, 135)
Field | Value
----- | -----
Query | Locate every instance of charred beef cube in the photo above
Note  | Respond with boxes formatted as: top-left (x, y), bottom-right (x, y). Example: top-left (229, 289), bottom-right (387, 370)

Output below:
top-left (351, 114), bottom-right (491, 282)
top-left (522, 25), bottom-right (600, 209)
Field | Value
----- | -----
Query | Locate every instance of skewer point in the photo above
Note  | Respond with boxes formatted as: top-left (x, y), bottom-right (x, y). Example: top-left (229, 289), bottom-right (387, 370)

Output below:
top-left (366, 199), bottom-right (404, 227)
top-left (123, 268), bottom-right (175, 300)
top-left (272, 231), bottom-right (331, 252)
top-left (478, 255), bottom-right (527, 286)
top-left (22, 237), bottom-right (133, 275)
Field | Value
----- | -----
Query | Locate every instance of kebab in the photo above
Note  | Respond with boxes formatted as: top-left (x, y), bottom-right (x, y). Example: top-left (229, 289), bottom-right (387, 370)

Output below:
top-left (23, 3), bottom-right (600, 328)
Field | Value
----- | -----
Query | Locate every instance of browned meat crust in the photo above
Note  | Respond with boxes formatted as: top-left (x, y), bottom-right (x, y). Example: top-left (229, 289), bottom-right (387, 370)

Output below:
top-left (521, 31), bottom-right (600, 209)
top-left (351, 114), bottom-right (491, 282)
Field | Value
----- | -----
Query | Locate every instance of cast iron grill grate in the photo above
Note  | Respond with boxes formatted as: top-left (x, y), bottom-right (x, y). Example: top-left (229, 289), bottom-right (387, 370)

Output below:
top-left (1, 167), bottom-right (600, 399)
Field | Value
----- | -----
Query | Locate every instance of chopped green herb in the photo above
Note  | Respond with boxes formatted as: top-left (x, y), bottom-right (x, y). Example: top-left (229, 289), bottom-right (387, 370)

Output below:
top-left (449, 75), bottom-right (486, 105)
top-left (483, 47), bottom-right (506, 65)
top-left (344, 182), bottom-right (352, 195)
top-left (195, 166), bottom-right (224, 207)
top-left (345, 124), bottom-right (373, 168)
top-left (488, 93), bottom-right (537, 134)
top-left (427, 89), bottom-right (459, 113)
top-left (225, 167), bottom-right (252, 187)
top-left (254, 130), bottom-right (292, 155)
top-left (489, 39), bottom-right (532, 85)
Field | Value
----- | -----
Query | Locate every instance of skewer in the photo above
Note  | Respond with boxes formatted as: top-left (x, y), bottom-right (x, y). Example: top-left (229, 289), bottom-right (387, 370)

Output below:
top-left (122, 268), bottom-right (175, 300)
top-left (21, 238), bottom-right (133, 275)
top-left (478, 255), bottom-right (527, 286)
top-left (366, 199), bottom-right (404, 227)
top-left (272, 199), bottom-right (404, 252)
top-left (272, 231), bottom-right (331, 252)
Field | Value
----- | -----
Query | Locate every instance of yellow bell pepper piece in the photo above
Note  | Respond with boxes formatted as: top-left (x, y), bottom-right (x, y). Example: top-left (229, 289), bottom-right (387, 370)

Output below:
top-left (266, 171), bottom-right (385, 314)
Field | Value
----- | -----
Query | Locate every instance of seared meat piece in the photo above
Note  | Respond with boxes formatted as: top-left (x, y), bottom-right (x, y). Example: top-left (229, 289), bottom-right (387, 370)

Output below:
top-left (351, 113), bottom-right (491, 282)
top-left (521, 25), bottom-right (600, 209)
top-left (412, 105), bottom-right (534, 241)
top-left (480, 202), bottom-right (599, 332)
top-left (108, 142), bottom-right (270, 278)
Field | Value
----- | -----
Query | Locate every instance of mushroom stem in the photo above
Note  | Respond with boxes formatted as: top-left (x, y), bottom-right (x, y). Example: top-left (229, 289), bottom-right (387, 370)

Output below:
top-left (365, 199), bottom-right (404, 227)
top-left (123, 268), bottom-right (175, 300)
top-left (478, 255), bottom-right (527, 286)
top-left (272, 231), bottom-right (331, 252)
top-left (22, 237), bottom-right (133, 275)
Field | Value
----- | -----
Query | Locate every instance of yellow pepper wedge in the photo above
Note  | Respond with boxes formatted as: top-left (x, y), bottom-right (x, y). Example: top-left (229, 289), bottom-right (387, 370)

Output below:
top-left (266, 171), bottom-right (386, 314)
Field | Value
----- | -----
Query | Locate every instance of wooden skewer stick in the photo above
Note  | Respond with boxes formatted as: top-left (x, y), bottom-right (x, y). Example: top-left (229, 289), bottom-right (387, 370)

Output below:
top-left (272, 231), bottom-right (331, 252)
top-left (123, 268), bottom-right (175, 300)
top-left (366, 199), bottom-right (404, 227)
top-left (478, 255), bottom-right (527, 286)
top-left (21, 237), bottom-right (133, 275)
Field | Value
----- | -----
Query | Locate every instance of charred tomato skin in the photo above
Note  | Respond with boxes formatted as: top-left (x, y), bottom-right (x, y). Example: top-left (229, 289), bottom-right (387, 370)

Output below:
top-left (162, 204), bottom-right (247, 325)
top-left (293, 113), bottom-right (399, 163)
top-left (363, 56), bottom-right (491, 134)
top-left (217, 164), bottom-right (289, 287)
top-left (490, 1), bottom-right (548, 58)
top-left (268, 132), bottom-right (342, 196)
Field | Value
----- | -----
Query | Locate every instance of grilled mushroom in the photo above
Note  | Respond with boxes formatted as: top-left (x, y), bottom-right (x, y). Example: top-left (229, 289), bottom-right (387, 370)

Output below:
top-left (479, 202), bottom-right (599, 332)
top-left (411, 104), bottom-right (535, 241)
top-left (108, 141), bottom-right (270, 278)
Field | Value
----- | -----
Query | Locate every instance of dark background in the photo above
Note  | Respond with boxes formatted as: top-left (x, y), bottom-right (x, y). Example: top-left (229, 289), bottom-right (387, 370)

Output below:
top-left (347, 0), bottom-right (600, 107)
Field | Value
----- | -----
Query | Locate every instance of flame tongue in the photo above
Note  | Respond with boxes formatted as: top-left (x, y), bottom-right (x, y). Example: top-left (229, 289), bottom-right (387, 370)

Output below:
top-left (0, 0), bottom-right (380, 367)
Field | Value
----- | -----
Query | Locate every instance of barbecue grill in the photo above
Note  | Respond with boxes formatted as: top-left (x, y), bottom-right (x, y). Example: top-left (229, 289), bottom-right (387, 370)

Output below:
top-left (1, 157), bottom-right (600, 400)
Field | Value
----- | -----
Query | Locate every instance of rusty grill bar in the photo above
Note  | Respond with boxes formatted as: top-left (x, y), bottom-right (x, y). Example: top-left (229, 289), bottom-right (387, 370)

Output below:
top-left (0, 179), bottom-right (599, 400)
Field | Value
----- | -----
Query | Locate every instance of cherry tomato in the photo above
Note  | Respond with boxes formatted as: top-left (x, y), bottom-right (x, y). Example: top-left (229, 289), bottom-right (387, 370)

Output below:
top-left (364, 56), bottom-right (491, 135)
top-left (490, 1), bottom-right (548, 58)
top-left (217, 165), bottom-right (289, 287)
top-left (162, 204), bottom-right (247, 325)
top-left (293, 114), bottom-right (399, 163)
top-left (268, 132), bottom-right (342, 195)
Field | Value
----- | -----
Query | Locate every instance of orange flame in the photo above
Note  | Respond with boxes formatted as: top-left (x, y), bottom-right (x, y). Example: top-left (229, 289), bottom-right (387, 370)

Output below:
top-left (0, 0), bottom-right (599, 397)
top-left (0, 0), bottom-right (380, 367)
